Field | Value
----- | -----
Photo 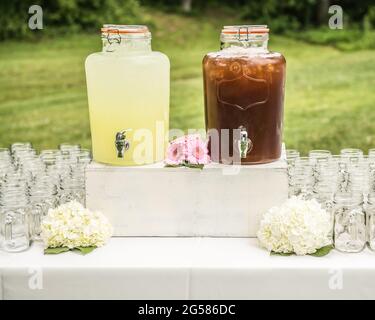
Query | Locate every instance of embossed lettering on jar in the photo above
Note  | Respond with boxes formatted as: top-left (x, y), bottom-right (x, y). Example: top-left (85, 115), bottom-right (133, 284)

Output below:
top-left (203, 25), bottom-right (286, 164)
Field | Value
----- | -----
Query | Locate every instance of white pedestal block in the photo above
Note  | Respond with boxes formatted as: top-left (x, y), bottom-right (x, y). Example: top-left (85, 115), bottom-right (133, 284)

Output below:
top-left (85, 158), bottom-right (288, 237)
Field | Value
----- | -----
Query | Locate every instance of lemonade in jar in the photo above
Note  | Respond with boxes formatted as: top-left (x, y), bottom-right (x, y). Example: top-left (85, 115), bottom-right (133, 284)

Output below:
top-left (85, 25), bottom-right (170, 166)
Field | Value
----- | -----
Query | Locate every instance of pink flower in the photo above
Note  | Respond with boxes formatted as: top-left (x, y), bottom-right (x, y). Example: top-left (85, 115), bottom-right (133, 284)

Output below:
top-left (165, 140), bottom-right (185, 165)
top-left (186, 137), bottom-right (210, 165)
top-left (165, 134), bottom-right (211, 166)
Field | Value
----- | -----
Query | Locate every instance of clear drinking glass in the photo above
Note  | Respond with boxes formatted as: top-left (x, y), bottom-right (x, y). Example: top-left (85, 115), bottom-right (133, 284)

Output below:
top-left (314, 183), bottom-right (335, 242)
top-left (311, 156), bottom-right (335, 191)
top-left (367, 162), bottom-right (375, 194)
top-left (59, 177), bottom-right (85, 205)
top-left (369, 148), bottom-right (375, 159)
top-left (333, 191), bottom-right (366, 253)
top-left (0, 160), bottom-right (13, 184)
top-left (288, 157), bottom-right (314, 198)
top-left (314, 183), bottom-right (334, 211)
top-left (27, 173), bottom-right (58, 240)
top-left (286, 149), bottom-right (300, 190)
top-left (341, 148), bottom-right (364, 157)
top-left (28, 192), bottom-right (55, 241)
top-left (366, 192), bottom-right (375, 251)
top-left (59, 143), bottom-right (81, 153)
top-left (11, 142), bottom-right (32, 153)
top-left (286, 149), bottom-right (300, 161)
top-left (2, 172), bottom-right (27, 194)
top-left (19, 156), bottom-right (44, 185)
top-left (309, 149), bottom-right (332, 162)
top-left (334, 160), bottom-right (362, 194)
top-left (0, 192), bottom-right (30, 252)
top-left (40, 149), bottom-right (62, 166)
top-left (0, 147), bottom-right (11, 161)
top-left (12, 147), bottom-right (37, 171)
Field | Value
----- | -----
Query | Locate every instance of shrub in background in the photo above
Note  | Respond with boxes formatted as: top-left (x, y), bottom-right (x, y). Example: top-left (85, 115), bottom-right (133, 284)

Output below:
top-left (0, 0), bottom-right (140, 41)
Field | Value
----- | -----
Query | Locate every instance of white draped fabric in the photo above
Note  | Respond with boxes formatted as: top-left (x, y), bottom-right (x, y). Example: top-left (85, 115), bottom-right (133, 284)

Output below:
top-left (1, 238), bottom-right (375, 300)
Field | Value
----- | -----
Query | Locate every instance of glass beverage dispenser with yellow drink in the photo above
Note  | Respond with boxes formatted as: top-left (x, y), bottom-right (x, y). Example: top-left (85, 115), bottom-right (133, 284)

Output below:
top-left (85, 25), bottom-right (170, 166)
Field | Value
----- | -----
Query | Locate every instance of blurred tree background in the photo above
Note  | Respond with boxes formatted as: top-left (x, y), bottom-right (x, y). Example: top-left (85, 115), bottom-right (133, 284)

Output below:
top-left (0, 0), bottom-right (374, 154)
top-left (2, 1), bottom-right (374, 40)
top-left (0, 0), bottom-right (140, 40)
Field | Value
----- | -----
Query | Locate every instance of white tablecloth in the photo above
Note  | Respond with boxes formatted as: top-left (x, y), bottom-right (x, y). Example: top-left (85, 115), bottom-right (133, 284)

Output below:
top-left (1, 238), bottom-right (375, 300)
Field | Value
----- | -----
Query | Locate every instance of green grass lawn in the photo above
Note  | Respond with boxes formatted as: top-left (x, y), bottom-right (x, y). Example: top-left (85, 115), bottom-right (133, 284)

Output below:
top-left (0, 10), bottom-right (375, 155)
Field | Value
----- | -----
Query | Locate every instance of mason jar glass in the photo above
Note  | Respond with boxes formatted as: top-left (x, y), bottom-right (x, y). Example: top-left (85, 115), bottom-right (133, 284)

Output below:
top-left (333, 191), bottom-right (366, 253)
top-left (334, 161), bottom-right (361, 194)
top-left (12, 148), bottom-right (37, 171)
top-left (286, 149), bottom-right (300, 161)
top-left (0, 191), bottom-right (30, 252)
top-left (2, 172), bottom-right (27, 195)
top-left (314, 183), bottom-right (335, 242)
top-left (28, 189), bottom-right (56, 241)
top-left (314, 183), bottom-right (334, 211)
top-left (288, 157), bottom-right (314, 198)
top-left (59, 144), bottom-right (81, 167)
top-left (59, 177), bottom-right (85, 205)
top-left (341, 148), bottom-right (364, 158)
top-left (77, 149), bottom-right (92, 165)
top-left (311, 157), bottom-right (335, 190)
top-left (309, 149), bottom-right (332, 162)
top-left (286, 149), bottom-right (299, 186)
top-left (40, 149), bottom-right (65, 186)
top-left (19, 156), bottom-right (45, 185)
top-left (11, 142), bottom-right (33, 153)
top-left (59, 143), bottom-right (81, 153)
top-left (366, 192), bottom-right (375, 251)
top-left (369, 148), bottom-right (375, 159)
top-left (367, 162), bottom-right (375, 194)
top-left (0, 161), bottom-right (13, 184)
top-left (0, 147), bottom-right (11, 162)
top-left (40, 149), bottom-right (63, 167)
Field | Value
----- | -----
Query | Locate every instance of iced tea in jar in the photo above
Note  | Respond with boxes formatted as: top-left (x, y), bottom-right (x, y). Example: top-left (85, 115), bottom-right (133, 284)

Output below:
top-left (203, 25), bottom-right (286, 164)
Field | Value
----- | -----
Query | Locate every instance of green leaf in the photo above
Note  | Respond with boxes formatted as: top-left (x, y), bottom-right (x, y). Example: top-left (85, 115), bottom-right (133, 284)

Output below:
top-left (44, 247), bottom-right (70, 255)
top-left (270, 251), bottom-right (294, 256)
top-left (164, 164), bottom-right (182, 168)
top-left (309, 245), bottom-right (334, 257)
top-left (74, 246), bottom-right (97, 255)
top-left (184, 163), bottom-right (204, 170)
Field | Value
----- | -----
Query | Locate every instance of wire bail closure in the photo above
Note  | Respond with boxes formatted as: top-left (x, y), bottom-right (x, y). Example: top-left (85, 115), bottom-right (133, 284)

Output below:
top-left (106, 29), bottom-right (121, 52)
top-left (238, 26), bottom-right (249, 41)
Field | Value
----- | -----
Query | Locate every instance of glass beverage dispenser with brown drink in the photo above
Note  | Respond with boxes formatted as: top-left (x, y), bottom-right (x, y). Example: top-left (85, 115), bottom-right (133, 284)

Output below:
top-left (203, 25), bottom-right (286, 164)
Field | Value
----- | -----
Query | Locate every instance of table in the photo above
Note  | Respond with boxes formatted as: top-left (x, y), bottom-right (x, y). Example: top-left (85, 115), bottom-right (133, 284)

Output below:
top-left (1, 238), bottom-right (375, 300)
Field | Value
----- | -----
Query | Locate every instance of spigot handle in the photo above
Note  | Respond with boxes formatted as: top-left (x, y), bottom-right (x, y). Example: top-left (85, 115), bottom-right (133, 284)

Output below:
top-left (115, 129), bottom-right (132, 158)
top-left (238, 126), bottom-right (253, 159)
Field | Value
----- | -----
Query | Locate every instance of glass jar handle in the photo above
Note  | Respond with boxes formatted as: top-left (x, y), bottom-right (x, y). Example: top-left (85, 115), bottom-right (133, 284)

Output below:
top-left (4, 216), bottom-right (13, 241)
top-left (32, 206), bottom-right (43, 238)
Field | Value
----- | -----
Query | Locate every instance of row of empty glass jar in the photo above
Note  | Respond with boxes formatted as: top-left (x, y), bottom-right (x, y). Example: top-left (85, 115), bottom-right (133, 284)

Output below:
top-left (287, 148), bottom-right (375, 253)
top-left (0, 143), bottom-right (91, 252)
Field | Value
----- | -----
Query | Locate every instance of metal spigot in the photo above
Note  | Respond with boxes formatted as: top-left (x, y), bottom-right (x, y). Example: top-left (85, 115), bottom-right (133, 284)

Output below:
top-left (115, 129), bottom-right (131, 158)
top-left (238, 126), bottom-right (252, 159)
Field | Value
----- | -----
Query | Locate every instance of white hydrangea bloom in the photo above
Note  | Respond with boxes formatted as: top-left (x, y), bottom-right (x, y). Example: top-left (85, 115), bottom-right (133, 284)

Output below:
top-left (41, 201), bottom-right (113, 249)
top-left (257, 196), bottom-right (331, 255)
